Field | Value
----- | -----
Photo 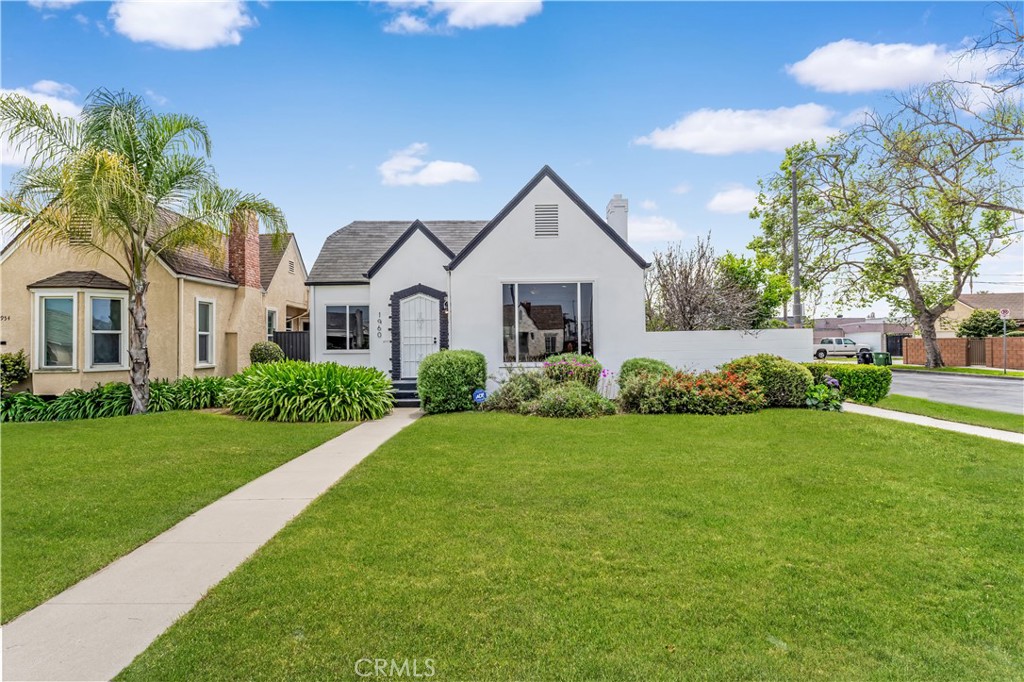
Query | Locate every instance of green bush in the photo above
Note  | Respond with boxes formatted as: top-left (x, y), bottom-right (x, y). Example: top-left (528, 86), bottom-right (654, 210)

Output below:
top-left (542, 353), bottom-right (602, 389)
top-left (618, 357), bottom-right (673, 388)
top-left (956, 309), bottom-right (1005, 338)
top-left (618, 370), bottom-right (766, 415)
top-left (0, 392), bottom-right (50, 422)
top-left (175, 376), bottom-right (227, 410)
top-left (225, 360), bottom-right (392, 422)
top-left (1, 350), bottom-right (30, 393)
top-left (483, 370), bottom-right (553, 413)
top-left (520, 381), bottom-right (616, 418)
top-left (417, 350), bottom-right (487, 414)
top-left (806, 382), bottom-right (843, 411)
top-left (250, 341), bottom-right (285, 364)
top-left (804, 363), bottom-right (891, 404)
top-left (721, 354), bottom-right (814, 407)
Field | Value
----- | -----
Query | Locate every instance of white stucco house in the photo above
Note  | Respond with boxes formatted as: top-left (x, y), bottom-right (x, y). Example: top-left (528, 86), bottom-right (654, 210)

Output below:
top-left (307, 166), bottom-right (810, 394)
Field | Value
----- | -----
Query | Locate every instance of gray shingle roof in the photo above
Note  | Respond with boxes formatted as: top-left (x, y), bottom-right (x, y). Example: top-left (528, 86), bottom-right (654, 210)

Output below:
top-left (28, 270), bottom-right (128, 290)
top-left (258, 233), bottom-right (295, 290)
top-left (958, 292), bottom-right (1024, 319)
top-left (307, 221), bottom-right (488, 284)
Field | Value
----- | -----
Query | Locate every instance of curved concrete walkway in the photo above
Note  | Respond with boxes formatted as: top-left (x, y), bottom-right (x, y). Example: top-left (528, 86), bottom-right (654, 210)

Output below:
top-left (2, 408), bottom-right (421, 682)
top-left (844, 402), bottom-right (1023, 445)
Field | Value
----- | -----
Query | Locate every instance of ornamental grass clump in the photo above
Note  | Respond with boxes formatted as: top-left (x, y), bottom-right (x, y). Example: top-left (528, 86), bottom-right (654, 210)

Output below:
top-left (225, 360), bottom-right (392, 422)
top-left (720, 354), bottom-right (813, 408)
top-left (542, 353), bottom-right (602, 389)
top-left (174, 376), bottom-right (228, 410)
top-left (0, 392), bottom-right (50, 422)
top-left (520, 381), bottom-right (617, 418)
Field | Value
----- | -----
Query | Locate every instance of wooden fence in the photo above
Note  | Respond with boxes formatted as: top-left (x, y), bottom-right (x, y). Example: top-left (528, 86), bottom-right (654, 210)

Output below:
top-left (272, 331), bottom-right (310, 361)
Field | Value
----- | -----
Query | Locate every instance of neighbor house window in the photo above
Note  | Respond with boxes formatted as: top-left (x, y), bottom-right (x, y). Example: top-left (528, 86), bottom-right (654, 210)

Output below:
top-left (38, 295), bottom-right (76, 368)
top-left (325, 305), bottom-right (370, 351)
top-left (196, 299), bottom-right (215, 366)
top-left (87, 294), bottom-right (127, 368)
top-left (266, 309), bottom-right (277, 340)
top-left (502, 283), bottom-right (593, 363)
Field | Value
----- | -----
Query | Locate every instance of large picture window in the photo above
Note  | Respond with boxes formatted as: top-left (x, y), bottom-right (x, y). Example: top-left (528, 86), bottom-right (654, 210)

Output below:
top-left (325, 305), bottom-right (370, 351)
top-left (39, 295), bottom-right (76, 368)
top-left (502, 283), bottom-right (593, 363)
top-left (88, 294), bottom-right (126, 368)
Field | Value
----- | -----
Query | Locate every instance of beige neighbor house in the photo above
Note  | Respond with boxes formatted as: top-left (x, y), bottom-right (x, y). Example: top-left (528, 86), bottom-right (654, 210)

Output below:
top-left (936, 292), bottom-right (1024, 337)
top-left (0, 213), bottom-right (308, 396)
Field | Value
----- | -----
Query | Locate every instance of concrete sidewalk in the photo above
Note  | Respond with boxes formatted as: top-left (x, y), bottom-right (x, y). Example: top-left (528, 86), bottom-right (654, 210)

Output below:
top-left (2, 408), bottom-right (421, 682)
top-left (844, 402), bottom-right (1023, 445)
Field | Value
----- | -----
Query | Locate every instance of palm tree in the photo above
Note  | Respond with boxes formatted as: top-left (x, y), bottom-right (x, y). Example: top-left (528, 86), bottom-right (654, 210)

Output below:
top-left (0, 89), bottom-right (287, 414)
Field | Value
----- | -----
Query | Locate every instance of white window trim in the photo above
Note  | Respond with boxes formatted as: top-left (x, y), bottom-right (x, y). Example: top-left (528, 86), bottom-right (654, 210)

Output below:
top-left (323, 303), bottom-right (371, 355)
top-left (195, 297), bottom-right (216, 368)
top-left (32, 290), bottom-right (79, 371)
top-left (266, 308), bottom-right (278, 340)
top-left (85, 291), bottom-right (129, 371)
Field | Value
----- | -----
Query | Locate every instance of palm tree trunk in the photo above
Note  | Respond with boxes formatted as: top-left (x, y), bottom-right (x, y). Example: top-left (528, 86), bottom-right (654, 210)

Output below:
top-left (127, 267), bottom-right (151, 414)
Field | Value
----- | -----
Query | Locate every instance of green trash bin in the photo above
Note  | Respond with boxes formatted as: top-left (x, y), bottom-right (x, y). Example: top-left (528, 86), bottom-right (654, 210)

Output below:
top-left (872, 352), bottom-right (892, 366)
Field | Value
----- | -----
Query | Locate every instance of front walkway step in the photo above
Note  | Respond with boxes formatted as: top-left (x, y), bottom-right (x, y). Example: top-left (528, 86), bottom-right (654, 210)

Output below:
top-left (392, 380), bottom-right (420, 408)
top-left (843, 402), bottom-right (1023, 445)
top-left (2, 408), bottom-right (422, 682)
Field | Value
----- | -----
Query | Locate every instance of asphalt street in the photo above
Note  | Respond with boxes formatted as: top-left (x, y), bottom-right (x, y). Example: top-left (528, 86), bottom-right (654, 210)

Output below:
top-left (890, 371), bottom-right (1024, 415)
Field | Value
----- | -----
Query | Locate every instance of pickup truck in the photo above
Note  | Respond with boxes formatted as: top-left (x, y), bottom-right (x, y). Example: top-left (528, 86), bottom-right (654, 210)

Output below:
top-left (814, 337), bottom-right (871, 359)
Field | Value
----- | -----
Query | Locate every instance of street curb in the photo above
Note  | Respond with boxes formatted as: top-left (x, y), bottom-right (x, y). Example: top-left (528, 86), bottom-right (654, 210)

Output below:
top-left (891, 367), bottom-right (1024, 381)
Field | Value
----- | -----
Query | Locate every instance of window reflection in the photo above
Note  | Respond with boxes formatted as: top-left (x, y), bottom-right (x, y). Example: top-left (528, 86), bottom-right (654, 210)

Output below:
top-left (502, 283), bottom-right (593, 363)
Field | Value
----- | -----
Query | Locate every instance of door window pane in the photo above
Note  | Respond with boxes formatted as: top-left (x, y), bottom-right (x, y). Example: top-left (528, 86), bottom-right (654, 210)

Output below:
top-left (42, 297), bottom-right (74, 367)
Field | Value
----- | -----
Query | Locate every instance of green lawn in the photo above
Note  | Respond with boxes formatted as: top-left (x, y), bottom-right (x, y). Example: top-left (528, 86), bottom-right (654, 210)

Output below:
top-left (120, 411), bottom-right (1022, 681)
top-left (1, 411), bottom-right (354, 622)
top-left (894, 364), bottom-right (1024, 378)
top-left (877, 395), bottom-right (1024, 433)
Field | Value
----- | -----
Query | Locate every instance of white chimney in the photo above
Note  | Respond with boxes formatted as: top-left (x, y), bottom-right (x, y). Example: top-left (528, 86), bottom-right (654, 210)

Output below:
top-left (606, 194), bottom-right (628, 241)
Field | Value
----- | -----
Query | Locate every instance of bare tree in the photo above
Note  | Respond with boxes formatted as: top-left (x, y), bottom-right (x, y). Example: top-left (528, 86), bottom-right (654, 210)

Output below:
top-left (646, 235), bottom-right (760, 331)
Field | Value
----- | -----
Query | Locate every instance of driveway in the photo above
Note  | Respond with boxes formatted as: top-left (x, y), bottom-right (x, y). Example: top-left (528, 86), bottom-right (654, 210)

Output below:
top-left (890, 371), bottom-right (1024, 414)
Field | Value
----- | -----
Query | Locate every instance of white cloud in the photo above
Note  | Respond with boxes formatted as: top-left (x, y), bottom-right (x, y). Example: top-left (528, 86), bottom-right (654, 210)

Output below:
top-left (378, 143), bottom-right (480, 187)
top-left (27, 0), bottom-right (83, 8)
top-left (636, 104), bottom-right (839, 155)
top-left (628, 215), bottom-right (686, 243)
top-left (787, 39), bottom-right (996, 93)
top-left (671, 182), bottom-right (691, 195)
top-left (109, 0), bottom-right (256, 50)
top-left (639, 199), bottom-right (658, 211)
top-left (377, 0), bottom-right (541, 34)
top-left (1, 83), bottom-right (81, 167)
top-left (706, 186), bottom-right (758, 214)
top-left (145, 89), bottom-right (169, 106)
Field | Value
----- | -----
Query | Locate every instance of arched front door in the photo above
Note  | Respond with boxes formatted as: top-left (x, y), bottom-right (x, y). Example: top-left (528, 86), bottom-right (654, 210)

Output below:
top-left (400, 294), bottom-right (439, 378)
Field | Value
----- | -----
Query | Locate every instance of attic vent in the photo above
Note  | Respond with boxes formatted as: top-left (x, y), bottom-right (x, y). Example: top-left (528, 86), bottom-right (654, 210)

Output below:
top-left (69, 217), bottom-right (91, 245)
top-left (534, 204), bottom-right (558, 238)
top-left (288, 260), bottom-right (295, 274)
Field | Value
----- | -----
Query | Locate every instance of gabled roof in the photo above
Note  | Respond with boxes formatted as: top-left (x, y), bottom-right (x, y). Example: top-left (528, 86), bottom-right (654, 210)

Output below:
top-left (447, 165), bottom-right (650, 271)
top-left (28, 270), bottom-right (128, 290)
top-left (258, 233), bottom-right (302, 290)
top-left (958, 292), bottom-right (1024, 318)
top-left (365, 220), bottom-right (456, 279)
top-left (307, 221), bottom-right (487, 284)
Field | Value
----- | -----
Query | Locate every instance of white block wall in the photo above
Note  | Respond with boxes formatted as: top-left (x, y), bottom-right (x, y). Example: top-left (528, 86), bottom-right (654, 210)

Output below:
top-left (640, 328), bottom-right (814, 373)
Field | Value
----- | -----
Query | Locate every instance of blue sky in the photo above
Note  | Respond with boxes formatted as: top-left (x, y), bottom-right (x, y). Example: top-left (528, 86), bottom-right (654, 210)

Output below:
top-left (2, 1), bottom-right (1020, 314)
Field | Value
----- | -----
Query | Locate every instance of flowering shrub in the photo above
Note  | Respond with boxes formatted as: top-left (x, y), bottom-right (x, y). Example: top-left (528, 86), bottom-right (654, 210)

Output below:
top-left (618, 357), bottom-right (673, 388)
top-left (619, 370), bottom-right (766, 415)
top-left (1, 349), bottom-right (30, 393)
top-left (720, 354), bottom-right (813, 408)
top-left (542, 353), bottom-right (603, 389)
top-left (520, 381), bottom-right (617, 418)
top-left (806, 376), bottom-right (842, 411)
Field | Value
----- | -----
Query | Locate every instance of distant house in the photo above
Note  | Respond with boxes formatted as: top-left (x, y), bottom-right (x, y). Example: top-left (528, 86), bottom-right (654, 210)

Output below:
top-left (306, 166), bottom-right (812, 387)
top-left (0, 213), bottom-right (308, 395)
top-left (936, 292), bottom-right (1024, 337)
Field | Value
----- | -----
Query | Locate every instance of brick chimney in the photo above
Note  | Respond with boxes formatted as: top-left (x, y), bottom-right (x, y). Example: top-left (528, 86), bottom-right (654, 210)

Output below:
top-left (228, 211), bottom-right (261, 289)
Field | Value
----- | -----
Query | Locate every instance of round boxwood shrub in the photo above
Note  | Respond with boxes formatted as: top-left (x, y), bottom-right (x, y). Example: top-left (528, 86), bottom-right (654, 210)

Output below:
top-left (618, 357), bottom-right (673, 388)
top-left (521, 381), bottom-right (616, 418)
top-left (417, 349), bottom-right (487, 414)
top-left (250, 341), bottom-right (285, 364)
top-left (542, 353), bottom-right (602, 390)
top-left (483, 370), bottom-right (553, 413)
top-left (225, 360), bottom-right (393, 422)
top-left (720, 354), bottom-right (813, 408)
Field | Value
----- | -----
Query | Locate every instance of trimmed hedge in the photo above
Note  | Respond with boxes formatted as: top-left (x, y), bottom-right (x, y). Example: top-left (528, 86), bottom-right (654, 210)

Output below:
top-left (250, 341), bottom-right (285, 364)
top-left (804, 363), bottom-right (891, 405)
top-left (521, 381), bottom-right (616, 418)
top-left (483, 370), bottom-right (553, 413)
top-left (618, 357), bottom-right (673, 388)
top-left (619, 370), bottom-right (766, 415)
top-left (225, 360), bottom-right (393, 422)
top-left (542, 353), bottom-right (602, 390)
top-left (417, 350), bottom-right (487, 414)
top-left (721, 354), bottom-right (814, 408)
